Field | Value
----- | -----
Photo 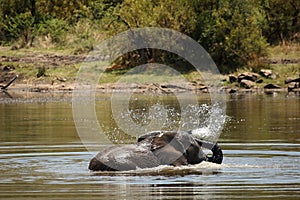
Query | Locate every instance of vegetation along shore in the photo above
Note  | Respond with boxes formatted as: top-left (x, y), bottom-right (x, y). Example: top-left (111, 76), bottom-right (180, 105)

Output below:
top-left (0, 0), bottom-right (299, 93)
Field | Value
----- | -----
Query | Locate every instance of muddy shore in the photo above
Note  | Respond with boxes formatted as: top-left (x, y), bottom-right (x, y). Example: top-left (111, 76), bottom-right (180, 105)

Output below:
top-left (1, 81), bottom-right (299, 96)
top-left (1, 47), bottom-right (299, 94)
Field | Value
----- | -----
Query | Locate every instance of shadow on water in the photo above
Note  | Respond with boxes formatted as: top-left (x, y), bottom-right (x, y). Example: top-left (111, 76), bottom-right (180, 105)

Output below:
top-left (0, 91), bottom-right (299, 199)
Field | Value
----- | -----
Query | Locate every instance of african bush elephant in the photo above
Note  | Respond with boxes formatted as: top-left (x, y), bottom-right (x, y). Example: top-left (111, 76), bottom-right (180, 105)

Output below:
top-left (89, 131), bottom-right (223, 171)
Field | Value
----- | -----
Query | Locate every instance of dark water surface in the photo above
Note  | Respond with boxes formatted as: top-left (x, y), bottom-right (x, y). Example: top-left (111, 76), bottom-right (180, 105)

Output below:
top-left (0, 91), bottom-right (299, 199)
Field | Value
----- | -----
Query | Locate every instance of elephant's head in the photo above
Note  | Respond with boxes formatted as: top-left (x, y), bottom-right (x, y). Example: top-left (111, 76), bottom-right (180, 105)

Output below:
top-left (138, 131), bottom-right (222, 165)
top-left (196, 139), bottom-right (223, 164)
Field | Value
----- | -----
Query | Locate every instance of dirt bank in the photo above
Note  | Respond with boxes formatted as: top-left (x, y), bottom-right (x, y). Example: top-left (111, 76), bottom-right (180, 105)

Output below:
top-left (0, 47), bottom-right (299, 94)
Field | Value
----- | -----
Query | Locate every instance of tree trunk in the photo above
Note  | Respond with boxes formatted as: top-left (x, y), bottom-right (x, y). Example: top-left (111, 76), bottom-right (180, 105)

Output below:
top-left (30, 0), bottom-right (36, 17)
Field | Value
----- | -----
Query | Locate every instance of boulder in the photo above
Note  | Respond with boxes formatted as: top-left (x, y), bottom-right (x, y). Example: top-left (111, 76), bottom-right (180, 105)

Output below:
top-left (228, 88), bottom-right (238, 94)
top-left (228, 74), bottom-right (238, 83)
top-left (237, 72), bottom-right (260, 82)
top-left (256, 78), bottom-right (263, 83)
top-left (285, 77), bottom-right (300, 84)
top-left (240, 79), bottom-right (256, 89)
top-left (198, 85), bottom-right (208, 91)
top-left (264, 83), bottom-right (281, 89)
top-left (2, 66), bottom-right (10, 71)
top-left (260, 69), bottom-right (276, 79)
top-left (288, 83), bottom-right (298, 91)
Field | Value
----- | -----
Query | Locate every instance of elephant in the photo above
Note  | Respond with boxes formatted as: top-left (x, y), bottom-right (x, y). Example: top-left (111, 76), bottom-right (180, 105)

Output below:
top-left (89, 130), bottom-right (223, 171)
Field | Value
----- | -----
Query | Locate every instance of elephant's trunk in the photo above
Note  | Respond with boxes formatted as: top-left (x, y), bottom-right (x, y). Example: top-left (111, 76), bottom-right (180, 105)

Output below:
top-left (207, 143), bottom-right (223, 164)
top-left (196, 139), bottom-right (223, 164)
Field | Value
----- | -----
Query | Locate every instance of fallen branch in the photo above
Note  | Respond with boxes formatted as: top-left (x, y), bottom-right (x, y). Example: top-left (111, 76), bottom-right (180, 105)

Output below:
top-left (1, 75), bottom-right (18, 90)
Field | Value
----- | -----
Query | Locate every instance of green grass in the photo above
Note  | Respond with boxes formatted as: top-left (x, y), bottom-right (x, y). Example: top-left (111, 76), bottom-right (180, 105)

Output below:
top-left (262, 44), bottom-right (299, 86)
top-left (6, 62), bottom-right (79, 84)
top-left (0, 46), bottom-right (75, 57)
top-left (1, 44), bottom-right (299, 87)
top-left (267, 43), bottom-right (300, 60)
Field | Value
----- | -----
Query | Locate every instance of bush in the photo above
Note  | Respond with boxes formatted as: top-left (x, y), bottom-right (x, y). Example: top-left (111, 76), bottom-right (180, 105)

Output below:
top-left (35, 17), bottom-right (69, 44)
top-left (67, 19), bottom-right (107, 54)
top-left (109, 0), bottom-right (269, 73)
top-left (2, 11), bottom-right (35, 47)
top-left (194, 0), bottom-right (268, 73)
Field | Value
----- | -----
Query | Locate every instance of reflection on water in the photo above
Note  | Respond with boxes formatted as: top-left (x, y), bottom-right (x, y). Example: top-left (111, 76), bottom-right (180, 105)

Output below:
top-left (224, 92), bottom-right (300, 142)
top-left (0, 91), bottom-right (299, 199)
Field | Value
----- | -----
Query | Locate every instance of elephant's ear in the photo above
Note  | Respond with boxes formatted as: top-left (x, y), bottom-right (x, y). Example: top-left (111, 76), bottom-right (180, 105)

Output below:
top-left (150, 132), bottom-right (180, 151)
top-left (195, 139), bottom-right (223, 164)
top-left (194, 138), bottom-right (211, 149)
top-left (137, 131), bottom-right (161, 142)
top-left (150, 131), bottom-right (188, 166)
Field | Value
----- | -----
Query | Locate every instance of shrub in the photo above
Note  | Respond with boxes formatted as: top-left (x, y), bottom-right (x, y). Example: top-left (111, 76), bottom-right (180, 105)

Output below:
top-left (2, 11), bottom-right (35, 47)
top-left (35, 17), bottom-right (69, 44)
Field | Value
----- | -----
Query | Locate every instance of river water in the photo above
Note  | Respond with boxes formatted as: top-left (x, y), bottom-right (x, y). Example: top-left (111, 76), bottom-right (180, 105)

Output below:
top-left (0, 91), bottom-right (299, 199)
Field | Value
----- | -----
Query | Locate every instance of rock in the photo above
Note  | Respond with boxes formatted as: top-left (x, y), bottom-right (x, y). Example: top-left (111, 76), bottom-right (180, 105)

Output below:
top-left (240, 79), bottom-right (256, 89)
top-left (285, 77), bottom-right (300, 84)
top-left (259, 69), bottom-right (276, 79)
top-left (237, 72), bottom-right (260, 82)
top-left (56, 77), bottom-right (67, 82)
top-left (256, 78), bottom-right (263, 83)
top-left (228, 88), bottom-right (238, 94)
top-left (1, 65), bottom-right (15, 71)
top-left (285, 77), bottom-right (294, 84)
top-left (291, 88), bottom-right (300, 92)
top-left (270, 74), bottom-right (277, 79)
top-left (229, 74), bottom-right (237, 83)
top-left (288, 83), bottom-right (299, 91)
top-left (2, 66), bottom-right (9, 71)
top-left (198, 85), bottom-right (208, 90)
top-left (264, 83), bottom-right (281, 89)
top-left (10, 45), bottom-right (18, 50)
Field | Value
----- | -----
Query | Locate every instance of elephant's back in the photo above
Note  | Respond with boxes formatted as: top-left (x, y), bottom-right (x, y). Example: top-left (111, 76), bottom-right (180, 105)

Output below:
top-left (89, 143), bottom-right (160, 171)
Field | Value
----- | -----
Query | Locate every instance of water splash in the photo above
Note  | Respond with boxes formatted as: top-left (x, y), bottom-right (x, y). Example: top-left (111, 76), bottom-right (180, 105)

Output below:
top-left (91, 161), bottom-right (223, 176)
top-left (117, 101), bottom-right (228, 142)
top-left (190, 103), bottom-right (228, 142)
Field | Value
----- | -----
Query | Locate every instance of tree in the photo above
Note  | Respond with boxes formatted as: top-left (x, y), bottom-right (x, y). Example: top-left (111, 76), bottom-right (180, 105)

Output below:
top-left (89, 0), bottom-right (123, 20)
top-left (192, 0), bottom-right (268, 72)
top-left (1, 11), bottom-right (35, 47)
top-left (110, 0), bottom-right (268, 73)
top-left (259, 0), bottom-right (300, 44)
top-left (102, 0), bottom-right (199, 72)
top-left (116, 0), bottom-right (197, 34)
top-left (35, 0), bottom-right (89, 23)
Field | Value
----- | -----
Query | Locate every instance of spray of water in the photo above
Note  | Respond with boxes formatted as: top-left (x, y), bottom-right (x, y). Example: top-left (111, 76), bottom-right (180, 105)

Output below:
top-left (116, 99), bottom-right (228, 142)
top-left (190, 103), bottom-right (228, 142)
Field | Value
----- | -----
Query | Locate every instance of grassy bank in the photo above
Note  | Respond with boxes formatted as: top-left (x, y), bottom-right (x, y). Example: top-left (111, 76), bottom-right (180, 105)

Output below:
top-left (0, 43), bottom-right (299, 92)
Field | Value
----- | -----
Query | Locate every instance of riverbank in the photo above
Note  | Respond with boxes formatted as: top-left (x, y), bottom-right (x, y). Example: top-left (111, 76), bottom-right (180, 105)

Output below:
top-left (0, 45), bottom-right (299, 94)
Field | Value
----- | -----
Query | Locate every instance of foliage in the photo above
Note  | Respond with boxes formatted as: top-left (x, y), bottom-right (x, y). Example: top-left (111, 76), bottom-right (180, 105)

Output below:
top-left (35, 17), bottom-right (69, 44)
top-left (1, 11), bottom-right (35, 47)
top-left (89, 0), bottom-right (123, 20)
top-left (104, 0), bottom-right (198, 72)
top-left (112, 0), bottom-right (269, 73)
top-left (115, 0), bottom-right (196, 34)
top-left (35, 0), bottom-right (90, 23)
top-left (259, 0), bottom-right (300, 44)
top-left (0, 0), bottom-right (299, 73)
top-left (68, 18), bottom-right (104, 54)
top-left (194, 0), bottom-right (268, 72)
top-left (37, 66), bottom-right (46, 78)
